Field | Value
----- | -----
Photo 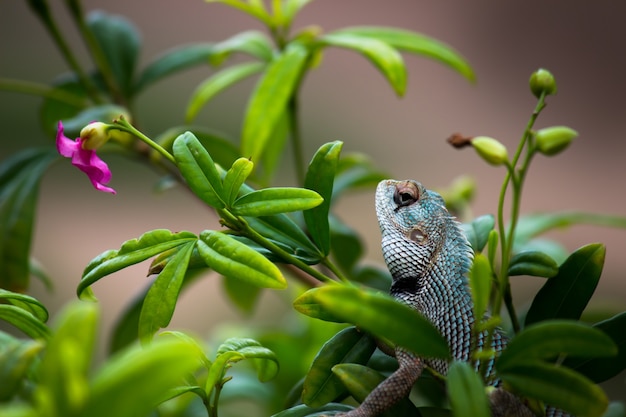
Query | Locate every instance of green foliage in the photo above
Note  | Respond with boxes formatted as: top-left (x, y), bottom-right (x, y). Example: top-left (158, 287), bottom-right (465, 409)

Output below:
top-left (1, 2), bottom-right (625, 417)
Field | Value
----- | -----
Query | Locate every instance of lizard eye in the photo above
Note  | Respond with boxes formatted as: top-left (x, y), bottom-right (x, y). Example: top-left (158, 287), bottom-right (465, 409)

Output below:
top-left (393, 182), bottom-right (419, 208)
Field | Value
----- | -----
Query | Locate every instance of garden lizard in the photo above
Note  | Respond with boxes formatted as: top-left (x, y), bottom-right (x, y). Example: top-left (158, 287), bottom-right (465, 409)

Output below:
top-left (338, 179), bottom-right (561, 417)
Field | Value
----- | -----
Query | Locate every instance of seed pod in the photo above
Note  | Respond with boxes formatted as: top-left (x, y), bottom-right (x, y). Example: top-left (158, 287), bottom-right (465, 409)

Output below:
top-left (471, 136), bottom-right (509, 166)
top-left (529, 68), bottom-right (557, 98)
top-left (535, 126), bottom-right (577, 156)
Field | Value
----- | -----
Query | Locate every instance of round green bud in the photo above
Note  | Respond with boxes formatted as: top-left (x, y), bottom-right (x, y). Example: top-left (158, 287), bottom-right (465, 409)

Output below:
top-left (535, 126), bottom-right (577, 156)
top-left (471, 136), bottom-right (509, 166)
top-left (529, 68), bottom-right (557, 98)
top-left (80, 122), bottom-right (110, 150)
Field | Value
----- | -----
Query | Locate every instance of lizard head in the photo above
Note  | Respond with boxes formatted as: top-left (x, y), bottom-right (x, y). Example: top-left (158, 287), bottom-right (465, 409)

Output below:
top-left (375, 179), bottom-right (471, 285)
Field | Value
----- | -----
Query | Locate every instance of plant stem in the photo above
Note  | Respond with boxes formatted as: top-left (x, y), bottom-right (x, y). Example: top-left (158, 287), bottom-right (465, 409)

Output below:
top-left (495, 92), bottom-right (547, 331)
top-left (0, 78), bottom-right (86, 107)
top-left (27, 0), bottom-right (103, 103)
top-left (112, 117), bottom-right (176, 164)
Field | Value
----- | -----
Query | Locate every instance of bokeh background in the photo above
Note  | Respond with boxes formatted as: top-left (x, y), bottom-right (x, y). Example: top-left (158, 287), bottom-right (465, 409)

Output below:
top-left (2, 0), bottom-right (625, 402)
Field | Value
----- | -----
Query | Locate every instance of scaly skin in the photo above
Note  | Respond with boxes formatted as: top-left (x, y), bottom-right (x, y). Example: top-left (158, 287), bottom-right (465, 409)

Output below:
top-left (337, 179), bottom-right (564, 417)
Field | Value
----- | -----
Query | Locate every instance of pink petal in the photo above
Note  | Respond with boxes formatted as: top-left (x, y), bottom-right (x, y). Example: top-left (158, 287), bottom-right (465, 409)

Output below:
top-left (56, 121), bottom-right (80, 158)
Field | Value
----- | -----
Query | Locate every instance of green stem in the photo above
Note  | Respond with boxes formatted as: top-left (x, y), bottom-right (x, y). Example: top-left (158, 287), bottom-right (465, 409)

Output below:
top-left (0, 78), bottom-right (86, 107)
top-left (112, 117), bottom-right (176, 164)
top-left (495, 92), bottom-right (547, 331)
top-left (218, 209), bottom-right (334, 284)
top-left (321, 258), bottom-right (350, 283)
top-left (27, 0), bottom-right (103, 103)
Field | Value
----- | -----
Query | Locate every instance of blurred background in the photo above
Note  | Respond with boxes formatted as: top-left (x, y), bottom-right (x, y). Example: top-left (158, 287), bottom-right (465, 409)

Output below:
top-left (1, 0), bottom-right (625, 401)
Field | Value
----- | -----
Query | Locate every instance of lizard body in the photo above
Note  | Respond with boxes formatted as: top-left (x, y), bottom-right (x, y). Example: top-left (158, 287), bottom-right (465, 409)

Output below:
top-left (339, 179), bottom-right (566, 417)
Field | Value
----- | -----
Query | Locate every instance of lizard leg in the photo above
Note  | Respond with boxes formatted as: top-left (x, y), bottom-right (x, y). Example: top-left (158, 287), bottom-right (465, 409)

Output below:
top-left (342, 348), bottom-right (424, 417)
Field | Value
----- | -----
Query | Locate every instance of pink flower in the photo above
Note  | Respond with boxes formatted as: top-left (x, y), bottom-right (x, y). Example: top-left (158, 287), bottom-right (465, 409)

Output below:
top-left (56, 121), bottom-right (116, 194)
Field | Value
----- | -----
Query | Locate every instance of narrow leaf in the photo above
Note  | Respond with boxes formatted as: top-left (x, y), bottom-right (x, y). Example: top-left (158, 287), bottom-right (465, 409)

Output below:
top-left (244, 214), bottom-right (321, 260)
top-left (209, 30), bottom-right (274, 65)
top-left (138, 242), bottom-right (195, 342)
top-left (231, 187), bottom-right (323, 216)
top-left (461, 214), bottom-right (495, 253)
top-left (0, 290), bottom-right (48, 323)
top-left (0, 148), bottom-right (58, 292)
top-left (303, 327), bottom-right (376, 407)
top-left (0, 335), bottom-right (44, 401)
top-left (468, 253), bottom-right (492, 321)
top-left (186, 62), bottom-right (265, 123)
top-left (84, 339), bottom-right (202, 417)
top-left (135, 43), bottom-right (214, 92)
top-left (156, 126), bottom-right (239, 169)
top-left (205, 1), bottom-right (272, 27)
top-left (241, 43), bottom-right (308, 163)
top-left (320, 33), bottom-right (407, 96)
top-left (508, 250), bottom-right (558, 278)
top-left (303, 141), bottom-right (343, 255)
top-left (332, 363), bottom-right (418, 416)
top-left (564, 311), bottom-right (626, 383)
top-left (333, 26), bottom-right (475, 82)
top-left (294, 286), bottom-right (450, 359)
top-left (497, 320), bottom-right (617, 372)
top-left (173, 131), bottom-right (226, 208)
top-left (77, 229), bottom-right (197, 300)
top-left (0, 306), bottom-right (50, 340)
top-left (525, 243), bottom-right (605, 326)
top-left (197, 230), bottom-right (287, 289)
top-left (216, 338), bottom-right (279, 382)
top-left (447, 361), bottom-right (490, 417)
top-left (87, 11), bottom-right (140, 98)
top-left (223, 157), bottom-right (254, 206)
top-left (498, 361), bottom-right (608, 417)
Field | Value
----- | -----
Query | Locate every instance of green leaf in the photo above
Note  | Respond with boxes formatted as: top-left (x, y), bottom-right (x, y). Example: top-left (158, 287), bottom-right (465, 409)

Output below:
top-left (156, 126), bottom-right (239, 170)
top-left (87, 11), bottom-right (140, 98)
top-left (508, 250), bottom-right (558, 278)
top-left (283, 0), bottom-right (313, 23)
top-left (230, 187), bottom-right (323, 216)
top-left (257, 111), bottom-right (289, 184)
top-left (294, 286), bottom-right (450, 359)
top-left (135, 43), bottom-right (214, 92)
top-left (0, 305), bottom-right (50, 340)
top-left (197, 230), bottom-right (287, 289)
top-left (222, 275), bottom-right (262, 314)
top-left (186, 61), bottom-right (265, 123)
top-left (525, 243), bottom-right (605, 326)
top-left (0, 290), bottom-right (48, 322)
top-left (333, 26), bottom-right (475, 82)
top-left (0, 148), bottom-right (58, 292)
top-left (39, 75), bottom-right (89, 136)
top-left (77, 229), bottom-right (197, 300)
top-left (329, 215), bottom-right (363, 274)
top-left (332, 153), bottom-right (388, 200)
top-left (37, 302), bottom-right (99, 417)
top-left (241, 43), bottom-right (308, 163)
top-left (83, 338), bottom-right (202, 417)
top-left (209, 30), bottom-right (274, 65)
top-left (244, 214), bottom-right (322, 262)
top-left (206, 1), bottom-right (273, 27)
top-left (138, 242), bottom-right (195, 342)
top-left (564, 311), bottom-right (626, 383)
top-left (514, 212), bottom-right (626, 249)
top-left (205, 338), bottom-right (278, 396)
top-left (303, 141), bottom-right (343, 256)
top-left (303, 327), bottom-right (376, 407)
top-left (173, 131), bottom-right (226, 208)
top-left (320, 32), bottom-right (407, 96)
top-left (461, 214), bottom-right (495, 253)
top-left (271, 403), bottom-right (354, 417)
top-left (60, 104), bottom-right (130, 133)
top-left (497, 361), bottom-right (608, 417)
top-left (350, 265), bottom-right (391, 292)
top-left (223, 157), bottom-right (254, 206)
top-left (0, 334), bottom-right (44, 401)
top-left (447, 361), bottom-right (490, 417)
top-left (468, 253), bottom-right (492, 321)
top-left (331, 363), bottom-right (418, 417)
top-left (497, 320), bottom-right (617, 371)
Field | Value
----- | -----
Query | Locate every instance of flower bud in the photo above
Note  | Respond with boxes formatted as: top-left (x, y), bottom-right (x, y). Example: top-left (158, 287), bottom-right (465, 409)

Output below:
top-left (529, 68), bottom-right (557, 98)
top-left (535, 126), bottom-right (577, 156)
top-left (471, 136), bottom-right (508, 166)
top-left (80, 122), bottom-right (110, 150)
